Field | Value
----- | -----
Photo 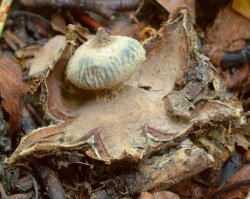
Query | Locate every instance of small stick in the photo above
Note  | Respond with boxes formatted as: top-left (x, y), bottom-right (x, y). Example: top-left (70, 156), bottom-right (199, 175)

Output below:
top-left (78, 13), bottom-right (102, 30)
top-left (0, 0), bottom-right (13, 37)
top-left (31, 158), bottom-right (66, 199)
top-left (21, 0), bottom-right (142, 19)
top-left (10, 10), bottom-right (51, 25)
top-left (221, 44), bottom-right (250, 69)
top-left (26, 102), bottom-right (47, 126)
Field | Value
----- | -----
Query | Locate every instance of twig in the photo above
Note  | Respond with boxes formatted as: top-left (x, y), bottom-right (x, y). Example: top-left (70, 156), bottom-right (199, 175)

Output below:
top-left (26, 102), bottom-right (47, 126)
top-left (221, 44), bottom-right (250, 69)
top-left (26, 173), bottom-right (39, 199)
top-left (78, 13), bottom-right (102, 30)
top-left (31, 158), bottom-right (66, 199)
top-left (135, 0), bottom-right (144, 15)
top-left (9, 10), bottom-right (51, 25)
top-left (21, 0), bottom-right (142, 19)
top-left (0, 0), bottom-right (13, 37)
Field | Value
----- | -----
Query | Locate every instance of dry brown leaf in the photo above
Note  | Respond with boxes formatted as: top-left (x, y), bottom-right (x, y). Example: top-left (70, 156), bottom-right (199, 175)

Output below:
top-left (226, 165), bottom-right (250, 186)
top-left (244, 150), bottom-right (250, 163)
top-left (32, 17), bottom-right (50, 36)
top-left (156, 0), bottom-right (196, 22)
top-left (51, 12), bottom-right (66, 34)
top-left (0, 57), bottom-right (25, 134)
top-left (222, 191), bottom-right (245, 199)
top-left (231, 0), bottom-right (250, 20)
top-left (218, 165), bottom-right (250, 199)
top-left (227, 64), bottom-right (249, 90)
top-left (111, 17), bottom-right (146, 37)
top-left (206, 6), bottom-right (250, 66)
top-left (178, 175), bottom-right (217, 198)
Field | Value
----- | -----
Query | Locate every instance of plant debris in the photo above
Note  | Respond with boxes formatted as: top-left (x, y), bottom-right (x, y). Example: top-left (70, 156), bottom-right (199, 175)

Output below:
top-left (21, 0), bottom-right (142, 19)
top-left (0, 1), bottom-right (249, 198)
top-left (0, 57), bottom-right (25, 135)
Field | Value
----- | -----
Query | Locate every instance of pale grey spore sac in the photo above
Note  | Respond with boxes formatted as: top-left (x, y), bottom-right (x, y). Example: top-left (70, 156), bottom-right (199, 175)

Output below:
top-left (66, 28), bottom-right (146, 90)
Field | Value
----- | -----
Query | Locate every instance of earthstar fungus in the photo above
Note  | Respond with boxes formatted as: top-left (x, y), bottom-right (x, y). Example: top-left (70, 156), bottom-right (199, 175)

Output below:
top-left (5, 10), bottom-right (242, 196)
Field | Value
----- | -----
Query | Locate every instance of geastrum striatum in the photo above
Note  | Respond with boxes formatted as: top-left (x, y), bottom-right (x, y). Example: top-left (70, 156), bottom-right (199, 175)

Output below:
top-left (6, 8), bottom-right (242, 198)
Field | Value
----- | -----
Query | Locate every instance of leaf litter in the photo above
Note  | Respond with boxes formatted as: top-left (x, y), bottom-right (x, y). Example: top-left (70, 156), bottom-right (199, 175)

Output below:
top-left (0, 0), bottom-right (249, 198)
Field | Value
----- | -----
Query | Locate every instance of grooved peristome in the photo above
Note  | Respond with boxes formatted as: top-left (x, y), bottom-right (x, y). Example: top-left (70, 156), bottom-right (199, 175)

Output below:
top-left (66, 28), bottom-right (146, 90)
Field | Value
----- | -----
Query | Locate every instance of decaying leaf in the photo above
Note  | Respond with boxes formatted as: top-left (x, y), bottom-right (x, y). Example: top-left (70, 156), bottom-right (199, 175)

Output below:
top-left (156, 0), bottom-right (196, 22)
top-left (244, 150), bottom-right (250, 163)
top-left (0, 57), bottom-right (25, 134)
top-left (5, 9), bottom-right (242, 196)
top-left (206, 6), bottom-right (250, 66)
top-left (227, 63), bottom-right (249, 90)
top-left (231, 0), bottom-right (250, 20)
top-left (218, 164), bottom-right (250, 199)
top-left (50, 12), bottom-right (66, 34)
